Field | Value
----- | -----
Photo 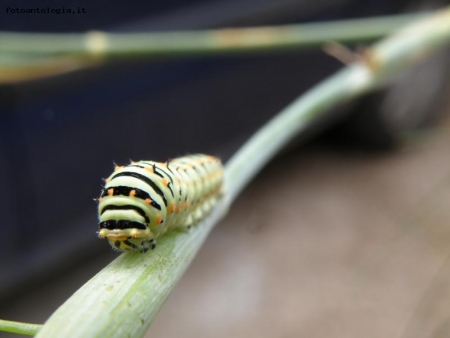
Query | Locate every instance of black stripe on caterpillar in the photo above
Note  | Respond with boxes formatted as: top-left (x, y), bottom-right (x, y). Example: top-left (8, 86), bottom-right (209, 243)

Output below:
top-left (97, 154), bottom-right (224, 253)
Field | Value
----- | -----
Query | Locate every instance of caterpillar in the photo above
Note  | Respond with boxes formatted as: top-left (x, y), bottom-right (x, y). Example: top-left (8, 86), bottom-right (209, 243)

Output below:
top-left (97, 154), bottom-right (224, 253)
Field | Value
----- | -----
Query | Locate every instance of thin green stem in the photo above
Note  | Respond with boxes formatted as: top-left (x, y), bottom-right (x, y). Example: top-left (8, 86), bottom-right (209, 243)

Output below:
top-left (0, 319), bottom-right (41, 336)
top-left (0, 12), bottom-right (429, 84)
top-left (0, 13), bottom-right (425, 57)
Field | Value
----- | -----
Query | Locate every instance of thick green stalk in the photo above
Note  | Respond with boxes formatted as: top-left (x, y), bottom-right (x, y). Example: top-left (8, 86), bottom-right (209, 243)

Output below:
top-left (35, 202), bottom-right (229, 338)
top-left (0, 13), bottom-right (425, 57)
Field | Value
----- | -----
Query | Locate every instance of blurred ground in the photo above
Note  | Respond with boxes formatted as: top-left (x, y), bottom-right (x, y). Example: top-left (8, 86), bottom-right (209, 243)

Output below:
top-left (3, 101), bottom-right (450, 338)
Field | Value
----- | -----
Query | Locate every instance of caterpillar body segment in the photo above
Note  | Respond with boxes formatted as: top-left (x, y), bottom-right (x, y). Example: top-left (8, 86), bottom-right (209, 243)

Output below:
top-left (97, 154), bottom-right (223, 253)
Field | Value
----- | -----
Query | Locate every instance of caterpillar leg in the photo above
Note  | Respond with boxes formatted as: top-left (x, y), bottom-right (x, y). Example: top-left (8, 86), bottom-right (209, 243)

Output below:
top-left (194, 209), bottom-right (203, 224)
top-left (105, 237), bottom-right (156, 253)
top-left (138, 239), bottom-right (157, 253)
top-left (140, 241), bottom-right (149, 253)
top-left (175, 215), bottom-right (194, 232)
top-left (150, 239), bottom-right (157, 250)
top-left (201, 200), bottom-right (213, 214)
top-left (177, 224), bottom-right (193, 232)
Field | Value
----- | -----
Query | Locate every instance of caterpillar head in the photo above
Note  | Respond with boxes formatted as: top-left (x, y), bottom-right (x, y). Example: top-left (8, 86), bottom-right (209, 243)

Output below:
top-left (98, 220), bottom-right (155, 252)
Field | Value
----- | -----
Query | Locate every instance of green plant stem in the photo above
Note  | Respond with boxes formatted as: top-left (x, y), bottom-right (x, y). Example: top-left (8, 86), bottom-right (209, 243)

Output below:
top-left (0, 13), bottom-right (429, 84)
top-left (0, 320), bottom-right (41, 336)
top-left (2, 7), bottom-right (448, 338)
top-left (226, 7), bottom-right (450, 199)
top-left (0, 13), bottom-right (425, 57)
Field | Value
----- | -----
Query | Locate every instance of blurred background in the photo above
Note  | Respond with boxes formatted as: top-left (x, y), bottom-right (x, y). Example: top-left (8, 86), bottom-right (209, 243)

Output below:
top-left (1, 0), bottom-right (450, 337)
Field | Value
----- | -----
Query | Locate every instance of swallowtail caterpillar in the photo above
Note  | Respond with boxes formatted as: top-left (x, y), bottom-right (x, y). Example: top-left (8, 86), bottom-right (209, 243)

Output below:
top-left (97, 154), bottom-right (224, 252)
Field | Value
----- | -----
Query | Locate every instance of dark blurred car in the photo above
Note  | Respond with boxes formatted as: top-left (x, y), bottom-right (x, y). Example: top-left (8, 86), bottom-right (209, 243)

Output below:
top-left (0, 0), bottom-right (449, 302)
